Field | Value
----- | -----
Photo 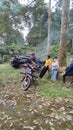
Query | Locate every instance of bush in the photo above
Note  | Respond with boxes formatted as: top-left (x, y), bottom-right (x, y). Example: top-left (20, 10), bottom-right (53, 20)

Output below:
top-left (3, 55), bottom-right (10, 62)
top-left (0, 44), bottom-right (36, 57)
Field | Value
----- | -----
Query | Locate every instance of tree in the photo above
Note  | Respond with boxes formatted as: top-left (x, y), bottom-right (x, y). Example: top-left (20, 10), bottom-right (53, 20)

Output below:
top-left (58, 0), bottom-right (70, 67)
top-left (0, 0), bottom-right (25, 44)
top-left (26, 0), bottom-right (48, 46)
top-left (47, 0), bottom-right (51, 55)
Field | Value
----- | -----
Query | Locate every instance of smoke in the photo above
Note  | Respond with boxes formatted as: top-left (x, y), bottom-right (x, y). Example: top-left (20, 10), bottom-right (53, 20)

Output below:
top-left (36, 30), bottom-right (60, 60)
top-left (36, 38), bottom-right (47, 60)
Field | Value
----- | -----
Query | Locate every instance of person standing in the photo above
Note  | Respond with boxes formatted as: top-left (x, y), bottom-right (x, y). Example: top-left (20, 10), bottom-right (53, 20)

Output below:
top-left (51, 57), bottom-right (59, 81)
top-left (39, 55), bottom-right (52, 78)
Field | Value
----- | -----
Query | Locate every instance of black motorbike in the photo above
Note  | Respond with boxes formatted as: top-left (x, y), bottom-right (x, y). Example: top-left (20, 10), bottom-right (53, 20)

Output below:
top-left (20, 64), bottom-right (41, 91)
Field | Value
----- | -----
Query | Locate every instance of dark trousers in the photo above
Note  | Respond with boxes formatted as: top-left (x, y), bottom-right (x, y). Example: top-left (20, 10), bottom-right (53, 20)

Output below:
top-left (62, 74), bottom-right (66, 83)
top-left (39, 66), bottom-right (48, 78)
top-left (62, 74), bottom-right (73, 83)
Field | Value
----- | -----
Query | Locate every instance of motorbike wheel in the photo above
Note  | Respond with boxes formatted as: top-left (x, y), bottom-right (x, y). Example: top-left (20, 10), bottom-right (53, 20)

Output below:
top-left (21, 76), bottom-right (31, 91)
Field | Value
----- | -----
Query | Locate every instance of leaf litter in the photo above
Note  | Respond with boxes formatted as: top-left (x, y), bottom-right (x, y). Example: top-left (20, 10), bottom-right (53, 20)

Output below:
top-left (0, 85), bottom-right (73, 130)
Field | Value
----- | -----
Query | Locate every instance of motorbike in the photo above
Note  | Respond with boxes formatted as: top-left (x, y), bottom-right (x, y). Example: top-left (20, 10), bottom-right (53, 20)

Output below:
top-left (20, 64), bottom-right (41, 91)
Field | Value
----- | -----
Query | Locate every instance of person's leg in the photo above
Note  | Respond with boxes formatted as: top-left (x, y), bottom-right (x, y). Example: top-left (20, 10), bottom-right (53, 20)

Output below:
top-left (51, 69), bottom-right (58, 81)
top-left (39, 66), bottom-right (48, 78)
top-left (51, 69), bottom-right (57, 81)
top-left (62, 74), bottom-right (66, 83)
top-left (70, 76), bottom-right (73, 84)
top-left (51, 69), bottom-right (54, 80)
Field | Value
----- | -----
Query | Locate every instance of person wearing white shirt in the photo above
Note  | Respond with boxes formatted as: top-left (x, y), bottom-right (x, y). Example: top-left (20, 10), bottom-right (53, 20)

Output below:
top-left (51, 57), bottom-right (59, 81)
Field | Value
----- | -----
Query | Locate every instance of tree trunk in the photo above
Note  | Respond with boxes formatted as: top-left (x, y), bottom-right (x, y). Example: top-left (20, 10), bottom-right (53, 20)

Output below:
top-left (58, 0), bottom-right (70, 67)
top-left (47, 0), bottom-right (51, 55)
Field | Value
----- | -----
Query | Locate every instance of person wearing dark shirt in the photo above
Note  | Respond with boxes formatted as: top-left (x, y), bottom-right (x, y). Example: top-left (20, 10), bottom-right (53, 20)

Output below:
top-left (62, 61), bottom-right (73, 83)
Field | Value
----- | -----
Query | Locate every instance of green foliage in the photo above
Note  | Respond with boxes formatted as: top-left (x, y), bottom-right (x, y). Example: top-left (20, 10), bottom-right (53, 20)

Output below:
top-left (0, 0), bottom-right (72, 51)
top-left (26, 0), bottom-right (61, 46)
top-left (67, 39), bottom-right (72, 52)
top-left (3, 55), bottom-right (10, 62)
top-left (69, 110), bottom-right (73, 114)
top-left (30, 0), bottom-right (48, 26)
top-left (0, 44), bottom-right (36, 62)
top-left (51, 1), bottom-right (73, 51)
top-left (26, 0), bottom-right (48, 46)
top-left (5, 30), bottom-right (24, 45)
top-left (0, 0), bottom-right (25, 44)
top-left (50, 44), bottom-right (59, 57)
top-left (26, 26), bottom-right (47, 46)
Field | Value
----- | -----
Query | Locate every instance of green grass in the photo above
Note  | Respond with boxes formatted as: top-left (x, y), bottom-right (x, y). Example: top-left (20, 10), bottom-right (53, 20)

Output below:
top-left (0, 64), bottom-right (73, 130)
top-left (0, 63), bottom-right (73, 100)
top-left (38, 79), bottom-right (73, 99)
top-left (67, 53), bottom-right (73, 64)
top-left (0, 63), bottom-right (21, 87)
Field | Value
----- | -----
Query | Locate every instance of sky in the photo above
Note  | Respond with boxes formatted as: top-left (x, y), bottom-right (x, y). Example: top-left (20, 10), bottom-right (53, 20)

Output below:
top-left (18, 0), bottom-right (57, 8)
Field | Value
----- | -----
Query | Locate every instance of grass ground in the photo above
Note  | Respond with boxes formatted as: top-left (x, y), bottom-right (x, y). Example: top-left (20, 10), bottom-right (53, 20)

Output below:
top-left (0, 63), bottom-right (73, 130)
top-left (0, 63), bottom-right (73, 100)
top-left (0, 63), bottom-right (21, 87)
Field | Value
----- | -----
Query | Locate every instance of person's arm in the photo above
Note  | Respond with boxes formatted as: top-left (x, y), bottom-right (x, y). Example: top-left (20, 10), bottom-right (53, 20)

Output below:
top-left (65, 63), bottom-right (73, 73)
top-left (31, 61), bottom-right (39, 68)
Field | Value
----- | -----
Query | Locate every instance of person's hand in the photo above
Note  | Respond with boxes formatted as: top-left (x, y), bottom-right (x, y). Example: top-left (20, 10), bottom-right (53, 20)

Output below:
top-left (61, 71), bottom-right (66, 76)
